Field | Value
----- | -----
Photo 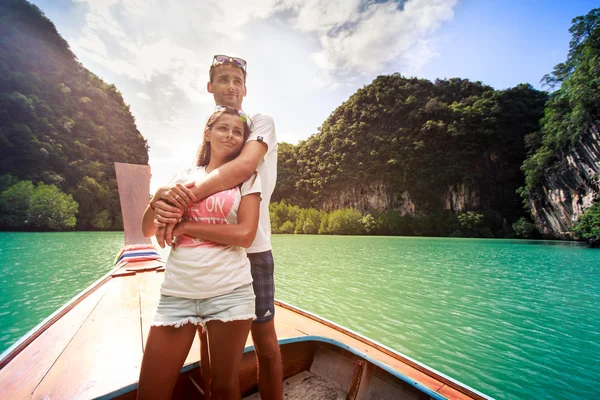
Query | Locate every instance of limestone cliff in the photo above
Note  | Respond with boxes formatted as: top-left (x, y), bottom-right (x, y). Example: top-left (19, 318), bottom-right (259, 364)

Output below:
top-left (528, 123), bottom-right (600, 239)
top-left (320, 181), bottom-right (484, 216)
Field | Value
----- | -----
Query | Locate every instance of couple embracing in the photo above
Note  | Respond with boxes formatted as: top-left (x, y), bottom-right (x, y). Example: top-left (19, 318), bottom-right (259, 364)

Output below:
top-left (140, 55), bottom-right (282, 400)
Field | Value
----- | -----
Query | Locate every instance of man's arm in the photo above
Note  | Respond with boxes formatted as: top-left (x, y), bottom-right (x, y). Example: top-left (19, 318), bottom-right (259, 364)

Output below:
top-left (190, 140), bottom-right (267, 199)
top-left (156, 141), bottom-right (266, 248)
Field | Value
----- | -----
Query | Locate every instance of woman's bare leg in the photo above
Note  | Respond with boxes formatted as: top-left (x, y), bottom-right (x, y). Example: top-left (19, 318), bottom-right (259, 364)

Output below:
top-left (137, 324), bottom-right (197, 400)
top-left (198, 326), bottom-right (211, 399)
top-left (206, 319), bottom-right (252, 400)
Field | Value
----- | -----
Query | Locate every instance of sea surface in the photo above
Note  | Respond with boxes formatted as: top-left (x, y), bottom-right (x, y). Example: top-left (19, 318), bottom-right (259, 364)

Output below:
top-left (0, 232), bottom-right (598, 399)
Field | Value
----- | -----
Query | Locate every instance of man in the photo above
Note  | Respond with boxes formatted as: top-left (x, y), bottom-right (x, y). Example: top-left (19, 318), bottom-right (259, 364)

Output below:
top-left (151, 54), bottom-right (282, 400)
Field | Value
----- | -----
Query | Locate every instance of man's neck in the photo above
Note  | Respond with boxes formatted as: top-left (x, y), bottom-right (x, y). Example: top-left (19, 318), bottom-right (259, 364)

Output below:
top-left (215, 102), bottom-right (244, 109)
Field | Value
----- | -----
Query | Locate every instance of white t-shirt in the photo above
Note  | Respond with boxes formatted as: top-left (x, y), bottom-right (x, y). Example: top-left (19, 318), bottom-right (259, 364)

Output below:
top-left (246, 112), bottom-right (277, 254)
top-left (161, 166), bottom-right (262, 299)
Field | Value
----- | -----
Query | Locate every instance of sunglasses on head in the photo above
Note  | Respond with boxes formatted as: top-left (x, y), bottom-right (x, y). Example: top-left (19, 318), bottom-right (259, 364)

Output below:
top-left (212, 55), bottom-right (247, 71)
top-left (214, 105), bottom-right (249, 124)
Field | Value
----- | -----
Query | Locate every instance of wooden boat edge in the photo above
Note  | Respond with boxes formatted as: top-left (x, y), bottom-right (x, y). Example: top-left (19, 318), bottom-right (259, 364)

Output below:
top-left (274, 299), bottom-right (493, 400)
top-left (95, 335), bottom-right (451, 400)
top-left (0, 260), bottom-right (131, 369)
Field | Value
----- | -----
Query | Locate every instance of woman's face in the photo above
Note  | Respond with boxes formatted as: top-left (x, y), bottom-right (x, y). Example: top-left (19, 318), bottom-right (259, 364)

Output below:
top-left (206, 113), bottom-right (245, 160)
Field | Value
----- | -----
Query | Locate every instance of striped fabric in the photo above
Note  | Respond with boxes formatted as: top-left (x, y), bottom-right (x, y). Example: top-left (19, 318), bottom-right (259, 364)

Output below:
top-left (115, 244), bottom-right (161, 264)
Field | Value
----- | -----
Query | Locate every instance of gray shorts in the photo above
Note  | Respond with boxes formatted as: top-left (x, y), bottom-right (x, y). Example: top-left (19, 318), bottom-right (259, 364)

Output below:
top-left (248, 250), bottom-right (275, 324)
top-left (152, 284), bottom-right (256, 328)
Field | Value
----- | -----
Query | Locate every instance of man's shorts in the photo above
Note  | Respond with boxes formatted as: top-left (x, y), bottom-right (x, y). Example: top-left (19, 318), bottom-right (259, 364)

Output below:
top-left (247, 250), bottom-right (275, 324)
top-left (151, 284), bottom-right (256, 328)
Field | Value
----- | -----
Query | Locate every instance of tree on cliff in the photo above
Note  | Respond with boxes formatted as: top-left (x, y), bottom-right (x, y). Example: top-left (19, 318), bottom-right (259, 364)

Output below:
top-left (573, 201), bottom-right (600, 247)
top-left (0, 0), bottom-right (148, 230)
top-left (522, 8), bottom-right (600, 194)
top-left (271, 74), bottom-right (547, 236)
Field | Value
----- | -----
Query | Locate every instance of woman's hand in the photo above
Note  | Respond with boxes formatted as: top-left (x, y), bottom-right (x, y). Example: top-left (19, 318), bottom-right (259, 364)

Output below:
top-left (153, 200), bottom-right (183, 227)
top-left (151, 182), bottom-right (197, 209)
top-left (172, 221), bottom-right (188, 239)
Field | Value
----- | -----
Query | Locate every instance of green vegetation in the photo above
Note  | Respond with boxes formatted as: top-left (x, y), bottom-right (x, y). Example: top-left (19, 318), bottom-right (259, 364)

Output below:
top-left (521, 8), bottom-right (600, 195)
top-left (270, 201), bottom-right (514, 238)
top-left (0, 180), bottom-right (78, 230)
top-left (512, 217), bottom-right (538, 239)
top-left (573, 201), bottom-right (600, 246)
top-left (0, 0), bottom-right (148, 230)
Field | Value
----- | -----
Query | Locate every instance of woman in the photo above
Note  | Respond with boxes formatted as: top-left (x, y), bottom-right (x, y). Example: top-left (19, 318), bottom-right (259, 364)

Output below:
top-left (138, 106), bottom-right (261, 400)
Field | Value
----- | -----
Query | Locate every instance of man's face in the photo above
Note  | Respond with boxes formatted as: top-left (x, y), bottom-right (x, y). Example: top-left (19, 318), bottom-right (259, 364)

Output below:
top-left (207, 64), bottom-right (246, 109)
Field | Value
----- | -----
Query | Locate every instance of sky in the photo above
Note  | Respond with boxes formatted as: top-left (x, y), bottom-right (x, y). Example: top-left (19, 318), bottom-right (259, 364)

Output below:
top-left (30, 0), bottom-right (598, 192)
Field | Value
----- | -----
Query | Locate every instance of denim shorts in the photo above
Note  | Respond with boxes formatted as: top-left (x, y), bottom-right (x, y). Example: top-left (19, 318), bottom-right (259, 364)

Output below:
top-left (248, 250), bottom-right (275, 324)
top-left (152, 284), bottom-right (256, 328)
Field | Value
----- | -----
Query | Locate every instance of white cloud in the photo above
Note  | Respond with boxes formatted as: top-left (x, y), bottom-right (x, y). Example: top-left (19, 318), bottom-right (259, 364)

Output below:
top-left (400, 39), bottom-right (440, 76)
top-left (61, 0), bottom-right (457, 191)
top-left (298, 0), bottom-right (456, 77)
top-left (291, 0), bottom-right (362, 32)
top-left (70, 0), bottom-right (456, 91)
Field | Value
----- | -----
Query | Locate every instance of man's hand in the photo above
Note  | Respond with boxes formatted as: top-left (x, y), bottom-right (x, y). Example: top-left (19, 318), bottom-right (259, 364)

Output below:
top-left (152, 182), bottom-right (197, 209)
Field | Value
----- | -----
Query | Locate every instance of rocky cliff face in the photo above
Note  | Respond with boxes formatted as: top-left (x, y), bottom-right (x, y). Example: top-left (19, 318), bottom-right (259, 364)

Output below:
top-left (320, 182), bottom-right (397, 214)
top-left (442, 183), bottom-right (481, 212)
top-left (529, 123), bottom-right (600, 239)
top-left (320, 181), bottom-right (483, 216)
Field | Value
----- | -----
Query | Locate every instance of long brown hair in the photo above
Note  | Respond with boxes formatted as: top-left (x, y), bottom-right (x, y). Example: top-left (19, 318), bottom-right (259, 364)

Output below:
top-left (194, 106), bottom-right (251, 166)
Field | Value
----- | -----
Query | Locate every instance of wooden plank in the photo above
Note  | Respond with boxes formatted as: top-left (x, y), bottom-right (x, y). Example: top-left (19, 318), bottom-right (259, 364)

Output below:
top-left (114, 162), bottom-right (152, 246)
top-left (347, 360), bottom-right (366, 400)
top-left (366, 373), bottom-right (425, 400)
top-left (137, 270), bottom-right (164, 350)
top-left (356, 360), bottom-right (375, 400)
top-left (438, 384), bottom-right (480, 400)
top-left (282, 370), bottom-right (315, 392)
top-left (274, 320), bottom-right (309, 340)
top-left (32, 275), bottom-right (143, 399)
top-left (125, 265), bottom-right (162, 272)
top-left (281, 341), bottom-right (316, 382)
top-left (112, 270), bottom-right (137, 277)
top-left (240, 340), bottom-right (315, 397)
top-left (243, 370), bottom-right (315, 400)
top-left (0, 285), bottom-right (107, 399)
top-left (310, 344), bottom-right (356, 392)
top-left (280, 373), bottom-right (346, 400)
top-left (246, 369), bottom-right (347, 400)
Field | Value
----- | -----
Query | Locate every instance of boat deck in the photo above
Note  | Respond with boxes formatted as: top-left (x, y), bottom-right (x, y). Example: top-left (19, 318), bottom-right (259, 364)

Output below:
top-left (0, 260), bottom-right (484, 400)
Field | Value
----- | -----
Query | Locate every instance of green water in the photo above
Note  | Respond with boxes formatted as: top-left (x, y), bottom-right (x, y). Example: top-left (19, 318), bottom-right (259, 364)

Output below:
top-left (0, 233), bottom-right (598, 399)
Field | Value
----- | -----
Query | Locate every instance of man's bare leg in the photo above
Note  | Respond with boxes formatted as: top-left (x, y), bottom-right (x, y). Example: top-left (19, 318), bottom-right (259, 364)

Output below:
top-left (251, 319), bottom-right (282, 400)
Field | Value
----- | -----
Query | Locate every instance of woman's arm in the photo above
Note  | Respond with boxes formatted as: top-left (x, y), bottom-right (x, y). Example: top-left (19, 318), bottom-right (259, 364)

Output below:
top-left (172, 193), bottom-right (260, 248)
top-left (142, 204), bottom-right (158, 238)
